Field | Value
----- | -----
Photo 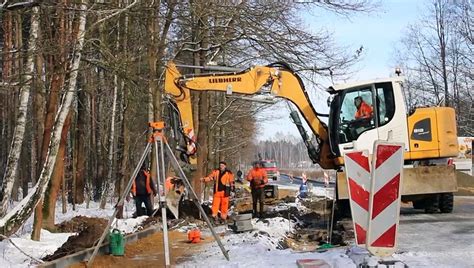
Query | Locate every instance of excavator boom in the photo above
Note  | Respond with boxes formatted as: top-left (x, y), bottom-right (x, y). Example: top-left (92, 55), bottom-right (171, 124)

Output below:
top-left (164, 62), bottom-right (335, 169)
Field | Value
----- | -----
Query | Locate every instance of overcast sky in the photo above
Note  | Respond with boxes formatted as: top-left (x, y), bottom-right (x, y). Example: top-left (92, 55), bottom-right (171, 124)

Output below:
top-left (257, 0), bottom-right (422, 141)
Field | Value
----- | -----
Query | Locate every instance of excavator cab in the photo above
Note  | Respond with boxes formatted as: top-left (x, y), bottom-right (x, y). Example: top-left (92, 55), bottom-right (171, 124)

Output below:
top-left (328, 76), bottom-right (458, 164)
top-left (327, 78), bottom-right (409, 159)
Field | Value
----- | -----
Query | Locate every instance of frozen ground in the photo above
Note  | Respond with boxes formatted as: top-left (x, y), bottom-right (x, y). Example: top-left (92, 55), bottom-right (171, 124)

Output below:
top-left (1, 192), bottom-right (473, 268)
top-left (0, 200), bottom-right (145, 268)
top-left (178, 195), bottom-right (474, 268)
top-left (179, 217), bottom-right (355, 268)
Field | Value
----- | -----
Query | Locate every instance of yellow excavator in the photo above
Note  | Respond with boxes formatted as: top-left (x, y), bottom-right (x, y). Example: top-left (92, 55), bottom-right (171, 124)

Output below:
top-left (164, 61), bottom-right (458, 214)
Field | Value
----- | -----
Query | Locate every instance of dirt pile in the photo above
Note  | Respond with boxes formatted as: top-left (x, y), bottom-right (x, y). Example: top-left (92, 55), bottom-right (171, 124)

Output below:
top-left (43, 216), bottom-right (108, 262)
top-left (55, 216), bottom-right (107, 233)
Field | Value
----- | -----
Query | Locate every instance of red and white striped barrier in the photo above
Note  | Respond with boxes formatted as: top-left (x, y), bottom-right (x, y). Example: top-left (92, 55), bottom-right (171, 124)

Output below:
top-left (344, 150), bottom-right (371, 246)
top-left (367, 141), bottom-right (404, 257)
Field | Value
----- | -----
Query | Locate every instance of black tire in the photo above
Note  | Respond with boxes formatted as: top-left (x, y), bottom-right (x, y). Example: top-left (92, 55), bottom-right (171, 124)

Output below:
top-left (335, 199), bottom-right (351, 220)
top-left (412, 200), bottom-right (425, 209)
top-left (424, 195), bottom-right (440, 214)
top-left (439, 192), bottom-right (454, 213)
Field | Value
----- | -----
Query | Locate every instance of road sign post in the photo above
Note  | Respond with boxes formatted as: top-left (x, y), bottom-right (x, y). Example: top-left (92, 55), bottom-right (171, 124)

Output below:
top-left (366, 141), bottom-right (404, 257)
top-left (344, 141), bottom-right (404, 257)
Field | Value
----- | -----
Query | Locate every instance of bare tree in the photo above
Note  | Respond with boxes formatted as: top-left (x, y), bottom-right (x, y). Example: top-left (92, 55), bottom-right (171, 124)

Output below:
top-left (396, 0), bottom-right (473, 136)
top-left (0, 0), bottom-right (87, 239)
top-left (0, 6), bottom-right (39, 217)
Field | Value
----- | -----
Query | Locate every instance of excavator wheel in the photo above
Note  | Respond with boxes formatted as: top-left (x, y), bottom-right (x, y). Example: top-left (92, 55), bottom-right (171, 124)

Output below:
top-left (424, 194), bottom-right (440, 214)
top-left (334, 199), bottom-right (351, 220)
top-left (439, 193), bottom-right (454, 213)
top-left (412, 199), bottom-right (425, 210)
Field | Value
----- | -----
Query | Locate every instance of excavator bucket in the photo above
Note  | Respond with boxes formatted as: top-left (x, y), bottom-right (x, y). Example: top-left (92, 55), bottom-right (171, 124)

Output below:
top-left (164, 177), bottom-right (186, 219)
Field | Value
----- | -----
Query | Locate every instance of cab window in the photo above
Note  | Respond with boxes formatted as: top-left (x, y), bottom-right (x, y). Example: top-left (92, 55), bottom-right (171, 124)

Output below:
top-left (338, 87), bottom-right (375, 143)
top-left (375, 82), bottom-right (395, 127)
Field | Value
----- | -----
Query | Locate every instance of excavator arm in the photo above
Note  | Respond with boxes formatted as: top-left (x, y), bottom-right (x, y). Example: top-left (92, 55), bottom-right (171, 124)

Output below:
top-left (164, 61), bottom-right (336, 169)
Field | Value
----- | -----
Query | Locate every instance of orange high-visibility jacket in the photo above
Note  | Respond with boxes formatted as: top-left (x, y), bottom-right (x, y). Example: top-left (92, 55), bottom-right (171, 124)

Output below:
top-left (246, 168), bottom-right (268, 189)
top-left (205, 169), bottom-right (234, 196)
top-left (355, 101), bottom-right (373, 119)
top-left (131, 170), bottom-right (153, 196)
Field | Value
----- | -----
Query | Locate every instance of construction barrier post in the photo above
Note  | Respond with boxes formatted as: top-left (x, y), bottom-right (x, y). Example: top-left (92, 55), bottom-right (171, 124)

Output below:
top-left (366, 141), bottom-right (404, 257)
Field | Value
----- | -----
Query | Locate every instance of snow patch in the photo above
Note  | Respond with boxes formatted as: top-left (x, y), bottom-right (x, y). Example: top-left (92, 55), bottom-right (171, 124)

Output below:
top-left (0, 200), bottom-right (144, 267)
top-left (0, 229), bottom-right (73, 268)
top-left (179, 216), bottom-right (356, 268)
top-left (112, 216), bottom-right (148, 234)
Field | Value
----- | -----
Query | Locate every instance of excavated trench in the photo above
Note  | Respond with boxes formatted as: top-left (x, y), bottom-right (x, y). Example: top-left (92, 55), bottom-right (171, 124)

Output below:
top-left (232, 187), bottom-right (351, 252)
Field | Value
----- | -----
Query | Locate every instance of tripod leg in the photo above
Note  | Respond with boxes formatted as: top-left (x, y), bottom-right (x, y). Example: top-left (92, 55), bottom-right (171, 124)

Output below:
top-left (88, 142), bottom-right (152, 267)
top-left (155, 138), bottom-right (170, 267)
top-left (163, 141), bottom-right (230, 261)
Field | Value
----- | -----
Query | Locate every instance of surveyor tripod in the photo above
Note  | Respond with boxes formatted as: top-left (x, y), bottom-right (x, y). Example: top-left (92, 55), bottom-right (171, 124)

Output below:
top-left (88, 122), bottom-right (229, 267)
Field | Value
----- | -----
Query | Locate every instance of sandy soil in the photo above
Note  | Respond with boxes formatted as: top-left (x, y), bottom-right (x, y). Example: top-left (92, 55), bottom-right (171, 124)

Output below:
top-left (70, 230), bottom-right (211, 268)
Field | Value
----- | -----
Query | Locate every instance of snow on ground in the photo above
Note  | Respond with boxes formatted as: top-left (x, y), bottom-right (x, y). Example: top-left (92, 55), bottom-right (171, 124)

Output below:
top-left (178, 217), bottom-right (355, 268)
top-left (309, 186), bottom-right (335, 199)
top-left (0, 200), bottom-right (151, 267)
top-left (112, 216), bottom-right (148, 234)
top-left (0, 229), bottom-right (73, 267)
top-left (180, 192), bottom-right (474, 268)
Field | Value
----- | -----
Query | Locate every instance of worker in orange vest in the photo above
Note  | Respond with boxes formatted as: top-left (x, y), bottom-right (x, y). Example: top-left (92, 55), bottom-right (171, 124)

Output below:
top-left (131, 165), bottom-right (157, 216)
top-left (246, 161), bottom-right (268, 218)
top-left (354, 96), bottom-right (373, 119)
top-left (201, 161), bottom-right (234, 224)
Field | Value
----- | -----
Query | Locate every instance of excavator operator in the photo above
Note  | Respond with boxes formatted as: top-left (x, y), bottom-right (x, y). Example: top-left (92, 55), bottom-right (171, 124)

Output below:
top-left (354, 96), bottom-right (373, 119)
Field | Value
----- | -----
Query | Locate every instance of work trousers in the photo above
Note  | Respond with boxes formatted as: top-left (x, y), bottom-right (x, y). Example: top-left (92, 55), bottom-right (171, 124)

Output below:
top-left (211, 191), bottom-right (229, 219)
top-left (135, 194), bottom-right (153, 216)
top-left (251, 188), bottom-right (265, 217)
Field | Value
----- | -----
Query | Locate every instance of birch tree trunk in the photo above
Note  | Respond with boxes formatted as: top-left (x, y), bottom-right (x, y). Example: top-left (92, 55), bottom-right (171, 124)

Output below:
top-left (0, 6), bottom-right (40, 217)
top-left (0, 1), bottom-right (87, 239)
top-left (99, 73), bottom-right (118, 209)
